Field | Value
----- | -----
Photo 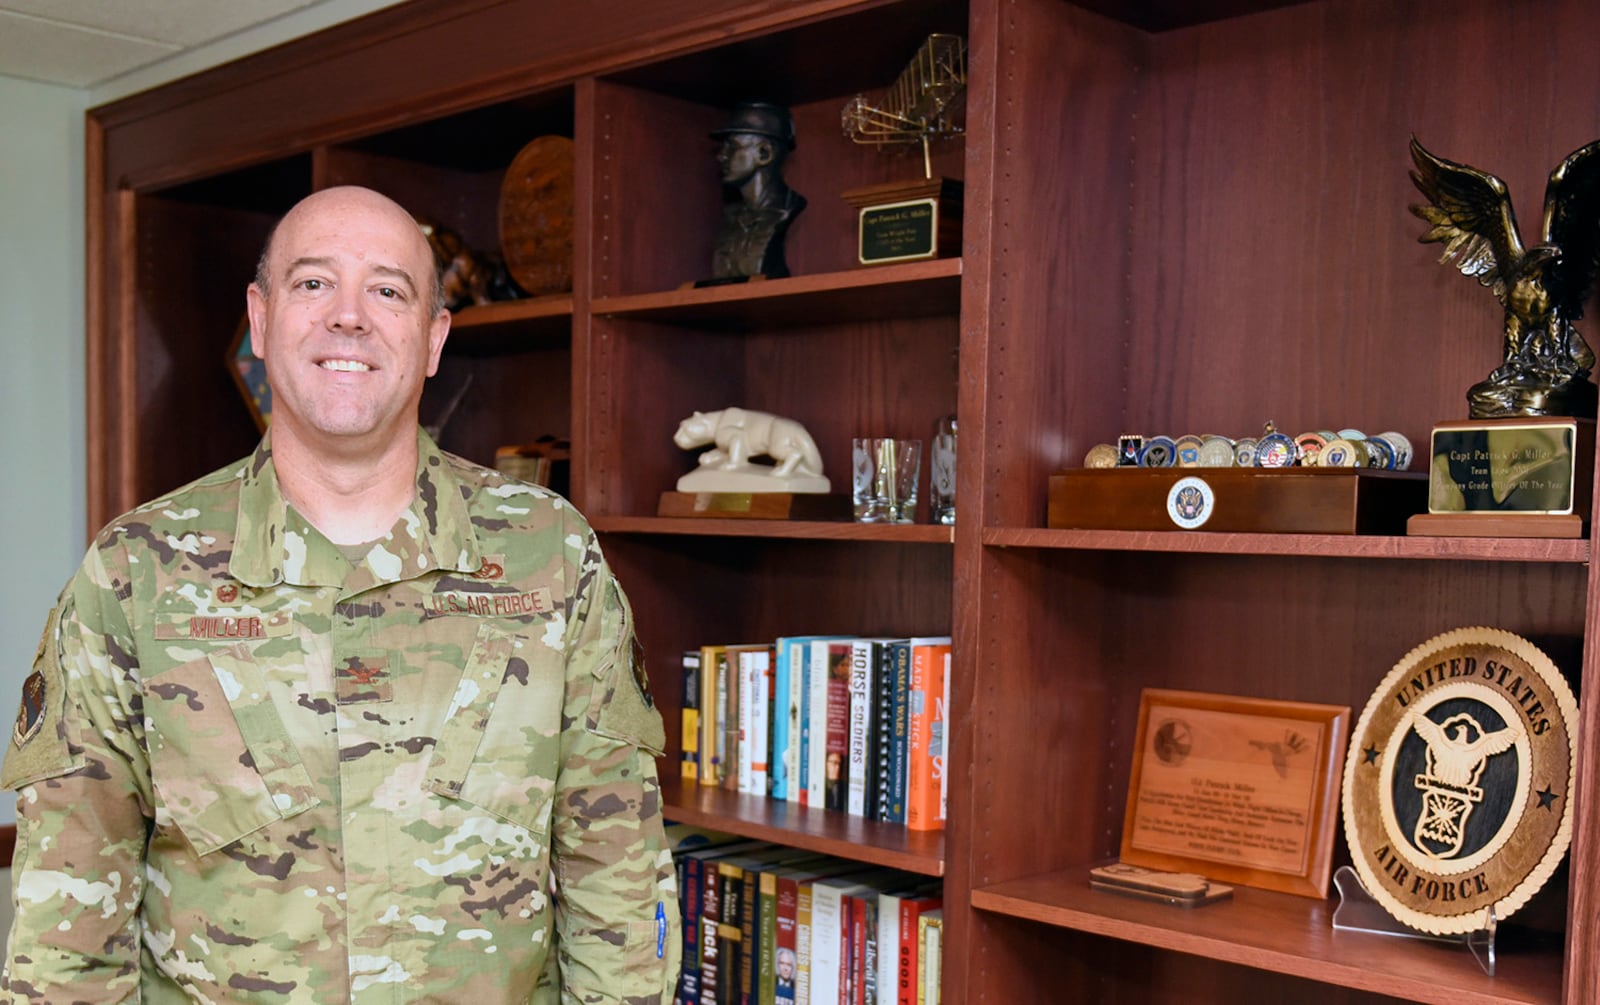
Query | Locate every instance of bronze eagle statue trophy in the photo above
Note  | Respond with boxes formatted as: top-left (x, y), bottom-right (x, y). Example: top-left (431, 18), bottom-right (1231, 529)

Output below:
top-left (1409, 136), bottom-right (1600, 419)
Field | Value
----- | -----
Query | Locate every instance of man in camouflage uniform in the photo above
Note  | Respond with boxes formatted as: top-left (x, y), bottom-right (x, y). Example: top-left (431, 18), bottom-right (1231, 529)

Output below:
top-left (2, 186), bottom-right (680, 1003)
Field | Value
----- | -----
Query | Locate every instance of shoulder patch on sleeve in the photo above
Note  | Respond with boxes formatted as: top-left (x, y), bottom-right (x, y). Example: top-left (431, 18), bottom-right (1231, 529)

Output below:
top-left (2, 602), bottom-right (86, 789)
top-left (589, 582), bottom-right (666, 756)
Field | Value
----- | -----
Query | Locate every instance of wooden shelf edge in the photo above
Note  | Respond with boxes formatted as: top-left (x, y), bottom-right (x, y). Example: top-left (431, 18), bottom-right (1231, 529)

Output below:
top-left (451, 295), bottom-right (575, 328)
top-left (591, 258), bottom-right (962, 322)
top-left (981, 526), bottom-right (1590, 563)
top-left (659, 774), bottom-right (944, 877)
top-left (594, 516), bottom-right (953, 542)
top-left (971, 871), bottom-right (1559, 1005)
top-left (444, 295), bottom-right (574, 355)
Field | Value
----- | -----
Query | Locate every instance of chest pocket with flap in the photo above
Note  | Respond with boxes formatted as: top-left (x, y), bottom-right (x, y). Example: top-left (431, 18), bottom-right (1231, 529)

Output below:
top-left (426, 620), bottom-right (565, 837)
top-left (143, 643), bottom-right (319, 855)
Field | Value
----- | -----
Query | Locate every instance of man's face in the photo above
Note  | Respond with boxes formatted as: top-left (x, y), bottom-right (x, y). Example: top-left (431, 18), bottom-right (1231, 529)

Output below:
top-left (247, 187), bottom-right (449, 454)
top-left (717, 133), bottom-right (771, 185)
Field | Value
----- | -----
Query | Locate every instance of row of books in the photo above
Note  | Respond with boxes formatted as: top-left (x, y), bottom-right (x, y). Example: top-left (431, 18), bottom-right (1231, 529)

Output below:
top-left (669, 827), bottom-right (944, 1005)
top-left (681, 635), bottom-right (951, 831)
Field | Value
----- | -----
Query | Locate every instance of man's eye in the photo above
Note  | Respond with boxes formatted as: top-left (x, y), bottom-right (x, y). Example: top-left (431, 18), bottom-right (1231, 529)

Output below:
top-left (376, 287), bottom-right (401, 299)
top-left (299, 279), bottom-right (323, 290)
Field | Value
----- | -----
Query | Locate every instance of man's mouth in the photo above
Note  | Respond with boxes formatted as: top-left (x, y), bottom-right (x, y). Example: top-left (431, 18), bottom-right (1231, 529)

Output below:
top-left (319, 359), bottom-right (372, 372)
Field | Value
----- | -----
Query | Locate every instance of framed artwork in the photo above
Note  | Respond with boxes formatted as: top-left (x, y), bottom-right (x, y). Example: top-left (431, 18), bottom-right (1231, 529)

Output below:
top-left (227, 316), bottom-right (271, 431)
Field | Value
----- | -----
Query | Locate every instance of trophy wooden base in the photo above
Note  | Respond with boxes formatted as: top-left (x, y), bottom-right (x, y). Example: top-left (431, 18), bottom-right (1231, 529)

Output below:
top-left (1406, 512), bottom-right (1586, 538)
top-left (841, 177), bottom-right (962, 265)
top-left (657, 491), bottom-right (851, 520)
top-left (1413, 416), bottom-right (1592, 538)
top-left (1047, 468), bottom-right (1426, 535)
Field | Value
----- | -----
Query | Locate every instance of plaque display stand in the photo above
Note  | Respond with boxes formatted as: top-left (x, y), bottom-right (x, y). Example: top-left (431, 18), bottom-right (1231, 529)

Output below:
top-left (1330, 866), bottom-right (1497, 977)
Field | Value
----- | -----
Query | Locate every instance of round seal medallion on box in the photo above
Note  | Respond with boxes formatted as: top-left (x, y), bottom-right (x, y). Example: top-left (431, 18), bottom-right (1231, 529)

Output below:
top-left (1166, 475), bottom-right (1215, 529)
top-left (1341, 627), bottom-right (1577, 935)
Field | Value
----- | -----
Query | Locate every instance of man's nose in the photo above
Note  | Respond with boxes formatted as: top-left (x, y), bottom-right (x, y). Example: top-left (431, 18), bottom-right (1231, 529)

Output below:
top-left (327, 286), bottom-right (370, 331)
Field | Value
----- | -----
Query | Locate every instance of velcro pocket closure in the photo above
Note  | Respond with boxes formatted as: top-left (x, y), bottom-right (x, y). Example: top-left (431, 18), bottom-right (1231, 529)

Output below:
top-left (145, 644), bottom-right (317, 855)
top-left (588, 584), bottom-right (666, 756)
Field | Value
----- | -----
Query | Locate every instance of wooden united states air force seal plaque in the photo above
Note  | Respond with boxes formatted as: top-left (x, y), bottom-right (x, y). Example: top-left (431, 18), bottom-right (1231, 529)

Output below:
top-left (1342, 627), bottom-right (1577, 935)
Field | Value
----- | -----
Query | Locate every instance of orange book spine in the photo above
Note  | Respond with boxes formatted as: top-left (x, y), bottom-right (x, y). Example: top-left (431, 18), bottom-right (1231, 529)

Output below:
top-left (905, 643), bottom-right (949, 832)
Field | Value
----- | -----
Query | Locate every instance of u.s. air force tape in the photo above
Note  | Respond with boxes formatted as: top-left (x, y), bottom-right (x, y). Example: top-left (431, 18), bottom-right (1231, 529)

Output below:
top-left (1341, 627), bottom-right (1577, 935)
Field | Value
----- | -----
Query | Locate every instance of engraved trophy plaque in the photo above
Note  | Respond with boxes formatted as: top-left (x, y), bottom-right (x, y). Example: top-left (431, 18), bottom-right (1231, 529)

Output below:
top-left (1404, 136), bottom-right (1600, 538)
top-left (840, 34), bottom-right (966, 266)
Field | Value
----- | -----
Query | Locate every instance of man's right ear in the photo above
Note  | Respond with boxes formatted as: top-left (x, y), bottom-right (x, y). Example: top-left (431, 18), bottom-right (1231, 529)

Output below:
top-left (245, 284), bottom-right (268, 359)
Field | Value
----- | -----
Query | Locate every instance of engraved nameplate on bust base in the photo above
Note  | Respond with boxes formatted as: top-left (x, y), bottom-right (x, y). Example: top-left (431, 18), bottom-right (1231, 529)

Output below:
top-left (841, 178), bottom-right (962, 266)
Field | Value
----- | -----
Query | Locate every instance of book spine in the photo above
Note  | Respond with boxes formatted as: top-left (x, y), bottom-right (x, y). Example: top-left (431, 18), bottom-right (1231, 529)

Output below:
top-left (772, 641), bottom-right (794, 801)
top-left (824, 644), bottom-right (853, 813)
top-left (847, 640), bottom-right (875, 817)
top-left (937, 650), bottom-right (951, 828)
top-left (884, 642), bottom-right (912, 825)
top-left (738, 651), bottom-right (755, 795)
top-left (759, 869), bottom-right (780, 1005)
top-left (896, 897), bottom-right (940, 1005)
top-left (721, 649), bottom-right (741, 792)
top-left (701, 856), bottom-right (724, 1005)
top-left (681, 855), bottom-right (705, 1004)
top-left (750, 648), bottom-right (771, 797)
top-left (809, 883), bottom-right (845, 1005)
top-left (683, 650), bottom-right (702, 782)
top-left (795, 880), bottom-right (815, 1005)
top-left (856, 893), bottom-right (878, 1005)
top-left (701, 646), bottom-right (724, 786)
top-left (906, 644), bottom-right (949, 832)
top-left (805, 640), bottom-right (831, 809)
top-left (774, 873), bottom-right (800, 1005)
top-left (871, 641), bottom-right (899, 823)
top-left (876, 892), bottom-right (900, 1005)
top-left (741, 865), bottom-right (760, 1005)
top-left (917, 912), bottom-right (942, 1005)
top-left (720, 863), bottom-right (746, 1005)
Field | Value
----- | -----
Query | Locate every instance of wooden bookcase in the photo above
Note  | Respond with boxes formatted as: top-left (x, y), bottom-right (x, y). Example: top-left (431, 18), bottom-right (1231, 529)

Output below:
top-left (85, 0), bottom-right (1600, 1001)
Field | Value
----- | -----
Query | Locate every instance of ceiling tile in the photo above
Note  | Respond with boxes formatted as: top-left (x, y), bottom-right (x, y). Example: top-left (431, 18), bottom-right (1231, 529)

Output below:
top-left (0, 0), bottom-right (317, 47)
top-left (0, 12), bottom-right (178, 88)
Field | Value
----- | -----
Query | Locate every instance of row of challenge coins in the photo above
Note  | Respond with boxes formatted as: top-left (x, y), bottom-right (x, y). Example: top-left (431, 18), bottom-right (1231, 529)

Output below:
top-left (1084, 423), bottom-right (1415, 471)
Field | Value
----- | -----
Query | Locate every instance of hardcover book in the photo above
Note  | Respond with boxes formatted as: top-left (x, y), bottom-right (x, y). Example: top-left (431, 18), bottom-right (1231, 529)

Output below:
top-left (774, 635), bottom-right (827, 803)
top-left (682, 649), bottom-right (702, 782)
top-left (806, 636), bottom-right (855, 809)
top-left (699, 644), bottom-right (728, 787)
top-left (822, 640), bottom-right (856, 812)
top-left (906, 638), bottom-right (951, 832)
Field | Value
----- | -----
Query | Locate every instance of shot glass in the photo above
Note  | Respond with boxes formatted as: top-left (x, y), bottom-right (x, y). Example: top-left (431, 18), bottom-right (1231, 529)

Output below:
top-left (852, 437), bottom-right (922, 523)
top-left (929, 414), bottom-right (957, 525)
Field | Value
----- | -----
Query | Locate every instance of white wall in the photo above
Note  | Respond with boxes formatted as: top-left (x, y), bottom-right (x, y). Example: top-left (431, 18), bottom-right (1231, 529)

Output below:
top-left (0, 76), bottom-right (88, 826)
top-left (0, 0), bottom-right (405, 827)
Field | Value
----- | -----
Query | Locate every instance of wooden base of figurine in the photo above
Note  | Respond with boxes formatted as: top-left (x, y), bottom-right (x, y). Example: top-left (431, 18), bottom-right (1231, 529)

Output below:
top-left (657, 491), bottom-right (852, 520)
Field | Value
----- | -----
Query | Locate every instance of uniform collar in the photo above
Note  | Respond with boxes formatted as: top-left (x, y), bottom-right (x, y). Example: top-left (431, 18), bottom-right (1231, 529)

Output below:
top-left (230, 427), bottom-right (482, 589)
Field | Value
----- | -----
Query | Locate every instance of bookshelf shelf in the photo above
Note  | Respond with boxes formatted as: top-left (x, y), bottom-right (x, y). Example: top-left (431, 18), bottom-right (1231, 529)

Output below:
top-left (971, 869), bottom-right (1560, 1005)
top-left (591, 259), bottom-right (961, 330)
top-left (980, 527), bottom-right (1591, 564)
top-left (660, 776), bottom-right (945, 877)
top-left (445, 295), bottom-right (573, 355)
top-left (592, 516), bottom-right (954, 543)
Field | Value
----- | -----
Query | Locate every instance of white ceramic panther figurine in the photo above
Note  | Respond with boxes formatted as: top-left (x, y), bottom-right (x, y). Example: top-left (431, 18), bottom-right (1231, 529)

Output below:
top-left (673, 407), bottom-right (830, 492)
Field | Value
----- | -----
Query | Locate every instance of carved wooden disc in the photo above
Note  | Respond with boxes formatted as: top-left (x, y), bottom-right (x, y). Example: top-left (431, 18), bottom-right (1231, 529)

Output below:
top-left (499, 135), bottom-right (574, 296)
top-left (1341, 627), bottom-right (1577, 935)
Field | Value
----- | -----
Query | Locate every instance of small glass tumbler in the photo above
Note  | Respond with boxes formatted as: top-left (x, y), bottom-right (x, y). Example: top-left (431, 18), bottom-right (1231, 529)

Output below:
top-left (852, 437), bottom-right (922, 523)
top-left (929, 414), bottom-right (957, 525)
